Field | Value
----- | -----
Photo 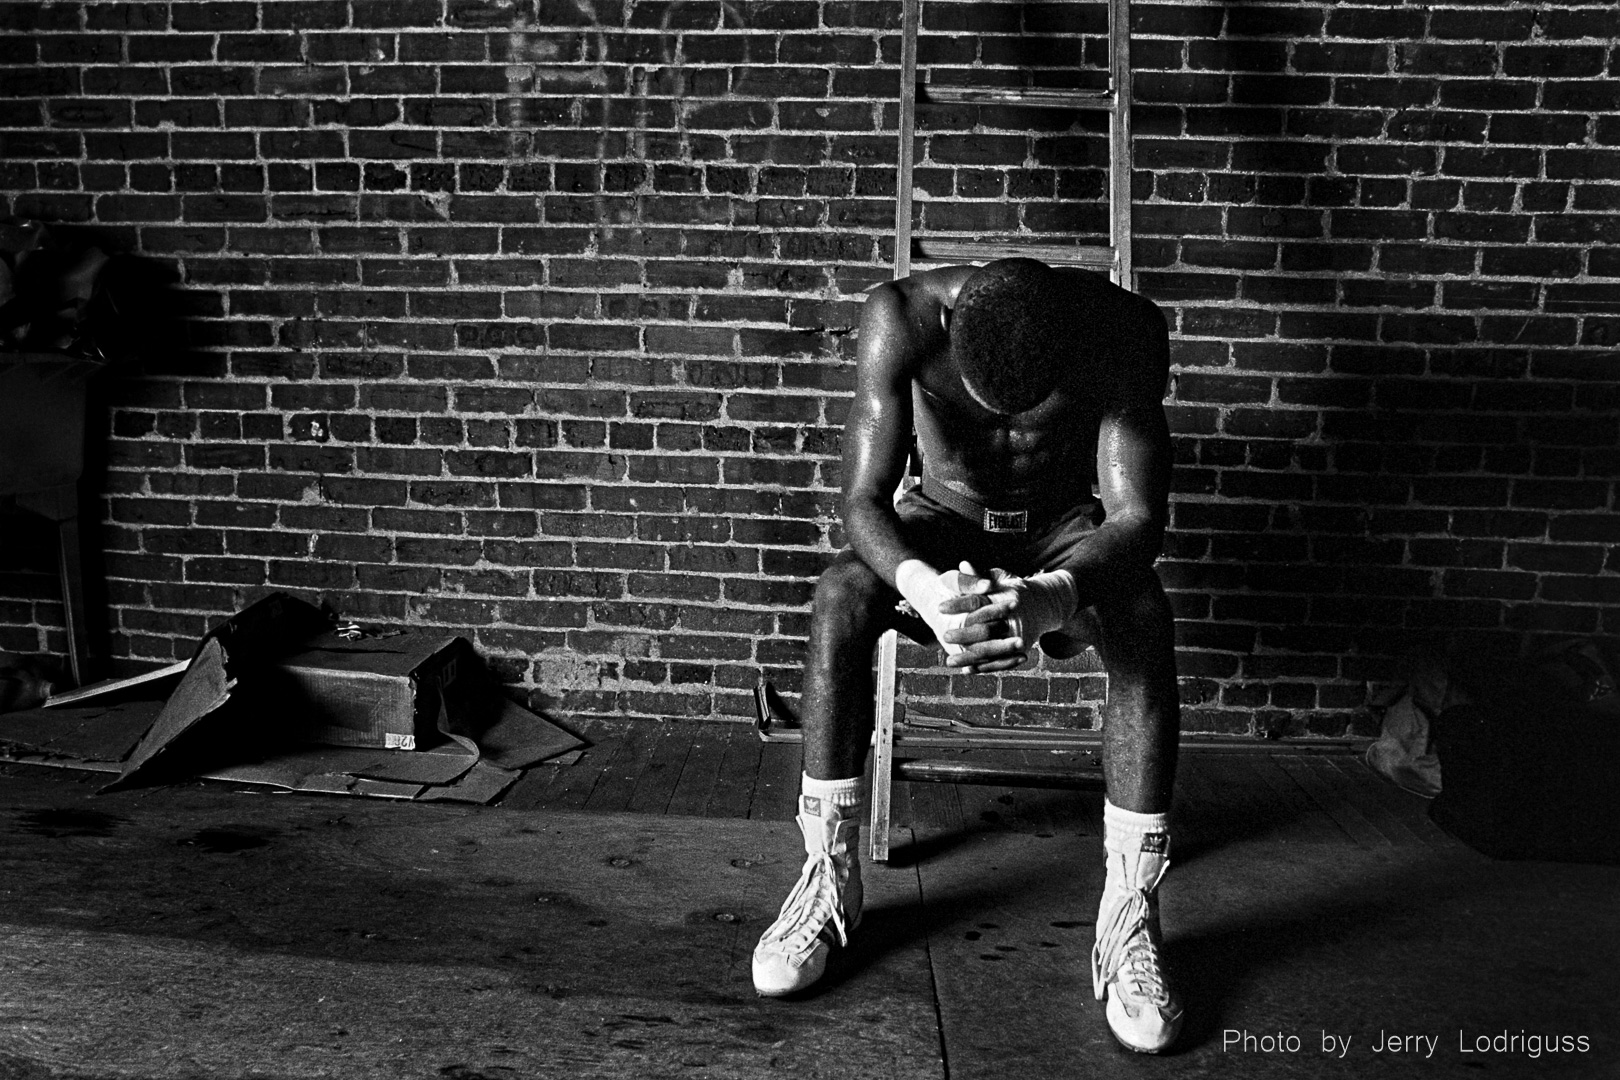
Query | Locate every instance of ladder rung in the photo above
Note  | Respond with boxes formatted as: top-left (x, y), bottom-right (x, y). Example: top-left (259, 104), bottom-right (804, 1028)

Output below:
top-left (920, 85), bottom-right (1115, 110)
top-left (912, 239), bottom-right (1118, 269)
top-left (893, 758), bottom-right (1106, 790)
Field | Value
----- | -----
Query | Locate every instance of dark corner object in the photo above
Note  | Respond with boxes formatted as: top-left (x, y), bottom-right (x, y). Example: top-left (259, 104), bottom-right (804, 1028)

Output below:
top-left (1363, 642), bottom-right (1620, 867)
top-left (0, 219), bottom-right (161, 366)
top-left (0, 354), bottom-right (103, 685)
top-left (1429, 700), bottom-right (1620, 866)
top-left (0, 219), bottom-right (174, 688)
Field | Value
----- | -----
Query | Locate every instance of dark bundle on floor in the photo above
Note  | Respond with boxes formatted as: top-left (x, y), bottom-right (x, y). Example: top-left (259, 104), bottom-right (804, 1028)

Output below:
top-left (1429, 639), bottom-right (1620, 865)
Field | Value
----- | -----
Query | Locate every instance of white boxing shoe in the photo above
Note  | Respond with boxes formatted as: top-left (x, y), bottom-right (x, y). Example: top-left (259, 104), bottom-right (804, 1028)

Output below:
top-left (752, 795), bottom-right (863, 996)
top-left (1091, 836), bottom-right (1184, 1053)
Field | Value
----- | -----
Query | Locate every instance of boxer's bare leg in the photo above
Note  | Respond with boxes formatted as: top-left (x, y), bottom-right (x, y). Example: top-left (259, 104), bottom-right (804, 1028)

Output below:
top-left (1093, 565), bottom-right (1181, 813)
top-left (1089, 564), bottom-right (1184, 1053)
top-left (799, 550), bottom-right (894, 782)
top-left (753, 551), bottom-right (890, 996)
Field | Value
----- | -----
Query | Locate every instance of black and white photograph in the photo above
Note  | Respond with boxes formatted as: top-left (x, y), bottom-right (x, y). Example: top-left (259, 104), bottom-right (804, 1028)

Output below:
top-left (0, 0), bottom-right (1615, 1076)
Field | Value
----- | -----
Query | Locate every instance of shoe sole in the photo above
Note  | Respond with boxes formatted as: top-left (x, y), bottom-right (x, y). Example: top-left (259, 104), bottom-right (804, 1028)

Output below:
top-left (753, 985), bottom-right (798, 998)
top-left (1106, 1023), bottom-right (1182, 1055)
top-left (1109, 1026), bottom-right (1178, 1055)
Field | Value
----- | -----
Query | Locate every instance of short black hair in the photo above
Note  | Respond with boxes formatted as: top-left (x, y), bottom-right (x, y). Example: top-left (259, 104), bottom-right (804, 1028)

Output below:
top-left (949, 258), bottom-right (1082, 414)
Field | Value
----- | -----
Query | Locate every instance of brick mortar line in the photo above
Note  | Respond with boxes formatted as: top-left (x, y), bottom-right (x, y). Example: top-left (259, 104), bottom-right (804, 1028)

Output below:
top-left (194, 294), bottom-right (1608, 308)
top-left (18, 28), bottom-right (1620, 40)
top-left (17, 122), bottom-right (1590, 135)
top-left (24, 70), bottom-right (1620, 78)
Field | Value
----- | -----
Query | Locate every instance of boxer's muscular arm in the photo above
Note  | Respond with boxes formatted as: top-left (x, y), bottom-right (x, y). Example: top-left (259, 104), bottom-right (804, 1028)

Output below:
top-left (841, 282), bottom-right (926, 588)
top-left (1061, 297), bottom-right (1173, 603)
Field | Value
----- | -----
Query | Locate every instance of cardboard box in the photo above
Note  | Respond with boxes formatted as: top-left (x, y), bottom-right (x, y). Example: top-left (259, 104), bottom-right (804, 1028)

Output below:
top-left (274, 632), bottom-right (469, 750)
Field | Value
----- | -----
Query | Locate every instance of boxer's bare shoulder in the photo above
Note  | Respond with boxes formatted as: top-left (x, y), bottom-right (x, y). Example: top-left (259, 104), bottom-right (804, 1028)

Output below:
top-left (857, 265), bottom-right (977, 382)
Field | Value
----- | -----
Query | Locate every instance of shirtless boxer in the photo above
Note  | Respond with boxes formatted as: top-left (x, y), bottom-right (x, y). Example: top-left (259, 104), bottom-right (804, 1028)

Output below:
top-left (750, 258), bottom-right (1184, 1054)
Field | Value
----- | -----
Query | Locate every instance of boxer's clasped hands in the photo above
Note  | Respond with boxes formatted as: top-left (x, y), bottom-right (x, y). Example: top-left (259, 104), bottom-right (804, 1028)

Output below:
top-left (937, 561), bottom-right (1080, 673)
top-left (895, 559), bottom-right (1080, 673)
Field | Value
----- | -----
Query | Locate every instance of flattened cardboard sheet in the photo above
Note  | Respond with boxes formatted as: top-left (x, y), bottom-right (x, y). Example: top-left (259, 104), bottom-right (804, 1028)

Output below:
top-left (205, 742), bottom-right (477, 789)
top-left (106, 593), bottom-right (329, 791)
top-left (349, 778), bottom-right (425, 800)
top-left (0, 699), bottom-right (161, 764)
top-left (416, 759), bottom-right (521, 804)
top-left (471, 697), bottom-right (585, 769)
top-left (44, 662), bottom-right (187, 709)
top-left (106, 637), bottom-right (234, 788)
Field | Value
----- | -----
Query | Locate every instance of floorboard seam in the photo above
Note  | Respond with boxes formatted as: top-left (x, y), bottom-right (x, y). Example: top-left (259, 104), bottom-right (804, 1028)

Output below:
top-left (912, 841), bottom-right (953, 1080)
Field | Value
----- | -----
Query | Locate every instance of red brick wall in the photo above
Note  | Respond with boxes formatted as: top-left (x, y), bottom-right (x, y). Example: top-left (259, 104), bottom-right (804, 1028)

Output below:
top-left (2, 1), bottom-right (1615, 736)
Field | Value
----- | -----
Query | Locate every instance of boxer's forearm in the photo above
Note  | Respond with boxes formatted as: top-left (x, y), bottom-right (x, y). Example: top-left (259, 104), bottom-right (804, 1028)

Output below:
top-left (843, 494), bottom-right (931, 589)
top-left (1057, 509), bottom-right (1165, 605)
top-left (847, 499), bottom-right (977, 657)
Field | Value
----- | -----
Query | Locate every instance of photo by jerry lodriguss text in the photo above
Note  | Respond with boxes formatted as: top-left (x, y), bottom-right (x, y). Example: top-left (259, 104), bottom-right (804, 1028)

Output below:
top-left (1222, 1028), bottom-right (1593, 1060)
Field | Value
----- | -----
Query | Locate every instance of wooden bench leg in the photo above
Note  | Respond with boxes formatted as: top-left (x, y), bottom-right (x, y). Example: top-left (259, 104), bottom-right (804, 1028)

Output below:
top-left (869, 628), bottom-right (899, 863)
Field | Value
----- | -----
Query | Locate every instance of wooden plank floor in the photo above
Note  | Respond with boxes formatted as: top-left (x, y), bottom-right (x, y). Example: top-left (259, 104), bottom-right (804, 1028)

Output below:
top-left (6, 725), bottom-right (1612, 1079)
top-left (502, 719), bottom-right (1458, 850)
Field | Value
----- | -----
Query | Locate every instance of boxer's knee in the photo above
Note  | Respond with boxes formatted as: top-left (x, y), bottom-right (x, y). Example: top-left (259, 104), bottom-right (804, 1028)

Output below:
top-left (811, 552), bottom-right (893, 644)
top-left (1099, 564), bottom-right (1172, 625)
top-left (1095, 565), bottom-right (1177, 677)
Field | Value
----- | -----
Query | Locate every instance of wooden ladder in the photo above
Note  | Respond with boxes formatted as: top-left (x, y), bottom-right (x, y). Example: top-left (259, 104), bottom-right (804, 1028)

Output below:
top-left (892, 0), bottom-right (1134, 283)
top-left (871, 0), bottom-right (1133, 862)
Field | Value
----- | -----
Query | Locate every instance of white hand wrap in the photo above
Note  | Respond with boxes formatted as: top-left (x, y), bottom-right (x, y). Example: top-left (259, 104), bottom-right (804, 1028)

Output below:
top-left (894, 559), bottom-right (969, 656)
top-left (985, 568), bottom-right (1078, 646)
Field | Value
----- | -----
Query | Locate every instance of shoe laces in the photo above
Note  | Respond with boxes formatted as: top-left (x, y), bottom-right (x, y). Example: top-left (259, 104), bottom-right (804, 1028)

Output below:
top-left (1093, 887), bottom-right (1171, 1008)
top-left (760, 849), bottom-right (849, 963)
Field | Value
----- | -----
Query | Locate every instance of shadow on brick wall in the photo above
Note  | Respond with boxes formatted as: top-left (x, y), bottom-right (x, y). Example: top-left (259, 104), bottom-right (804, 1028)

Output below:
top-left (1141, 0), bottom-right (1618, 736)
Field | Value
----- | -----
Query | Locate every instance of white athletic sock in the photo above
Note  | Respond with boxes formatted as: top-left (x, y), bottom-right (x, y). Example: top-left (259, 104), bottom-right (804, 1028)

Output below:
top-left (1103, 799), bottom-right (1171, 891)
top-left (1104, 800), bottom-right (1170, 849)
top-left (801, 772), bottom-right (865, 815)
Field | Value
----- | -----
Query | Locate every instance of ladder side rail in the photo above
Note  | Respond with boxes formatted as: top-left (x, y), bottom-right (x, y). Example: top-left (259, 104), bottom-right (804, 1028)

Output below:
top-left (894, 0), bottom-right (921, 281)
top-left (1109, 0), bottom-right (1133, 288)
